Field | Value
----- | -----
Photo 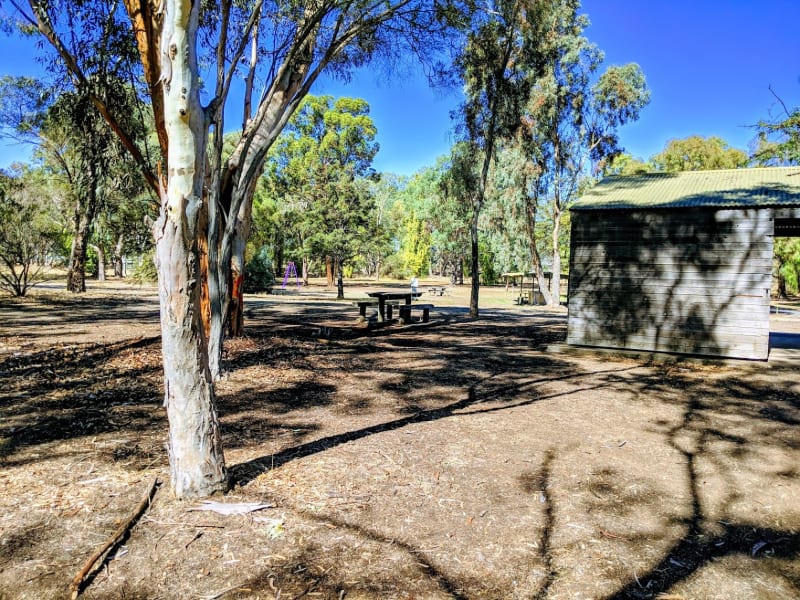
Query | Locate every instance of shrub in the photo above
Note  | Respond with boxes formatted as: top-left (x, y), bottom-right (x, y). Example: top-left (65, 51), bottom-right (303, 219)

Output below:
top-left (244, 247), bottom-right (275, 293)
top-left (131, 252), bottom-right (158, 284)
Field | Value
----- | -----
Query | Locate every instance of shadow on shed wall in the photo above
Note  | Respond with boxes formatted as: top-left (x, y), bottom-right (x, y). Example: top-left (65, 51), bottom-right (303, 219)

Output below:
top-left (567, 202), bottom-right (774, 359)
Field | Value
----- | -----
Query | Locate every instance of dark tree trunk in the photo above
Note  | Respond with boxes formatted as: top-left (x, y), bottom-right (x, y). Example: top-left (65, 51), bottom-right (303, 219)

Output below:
top-left (228, 266), bottom-right (244, 337)
top-left (469, 212), bottom-right (479, 318)
top-left (337, 260), bottom-right (344, 299)
top-left (66, 158), bottom-right (101, 293)
top-left (273, 232), bottom-right (284, 277)
top-left (67, 229), bottom-right (89, 293)
top-left (777, 272), bottom-right (788, 299)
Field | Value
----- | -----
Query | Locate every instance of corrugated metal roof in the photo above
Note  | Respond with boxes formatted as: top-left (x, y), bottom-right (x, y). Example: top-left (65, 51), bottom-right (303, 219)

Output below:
top-left (572, 167), bottom-right (800, 211)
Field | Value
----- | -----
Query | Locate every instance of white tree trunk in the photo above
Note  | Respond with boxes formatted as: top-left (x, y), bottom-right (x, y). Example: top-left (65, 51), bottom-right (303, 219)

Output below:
top-left (156, 0), bottom-right (227, 499)
top-left (90, 244), bottom-right (106, 281)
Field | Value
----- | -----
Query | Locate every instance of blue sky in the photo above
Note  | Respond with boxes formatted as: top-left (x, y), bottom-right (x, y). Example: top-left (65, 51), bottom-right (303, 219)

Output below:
top-left (2, 1), bottom-right (799, 175)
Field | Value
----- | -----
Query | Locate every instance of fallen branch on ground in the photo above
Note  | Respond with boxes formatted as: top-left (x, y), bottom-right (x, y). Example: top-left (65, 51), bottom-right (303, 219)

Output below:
top-left (69, 476), bottom-right (160, 599)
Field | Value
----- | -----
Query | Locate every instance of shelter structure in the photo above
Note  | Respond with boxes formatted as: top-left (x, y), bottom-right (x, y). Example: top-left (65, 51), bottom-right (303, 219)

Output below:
top-left (567, 167), bottom-right (800, 360)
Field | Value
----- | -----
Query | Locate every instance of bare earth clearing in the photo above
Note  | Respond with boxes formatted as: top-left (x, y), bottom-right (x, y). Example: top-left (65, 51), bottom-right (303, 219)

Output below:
top-left (1, 280), bottom-right (799, 600)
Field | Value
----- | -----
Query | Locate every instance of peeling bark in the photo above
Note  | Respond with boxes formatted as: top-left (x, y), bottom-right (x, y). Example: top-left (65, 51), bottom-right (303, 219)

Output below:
top-left (156, 0), bottom-right (227, 499)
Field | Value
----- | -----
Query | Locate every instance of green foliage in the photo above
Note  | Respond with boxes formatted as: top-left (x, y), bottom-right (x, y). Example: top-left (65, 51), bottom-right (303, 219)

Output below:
top-left (478, 236), bottom-right (498, 284)
top-left (400, 216), bottom-right (431, 276)
top-left (131, 252), bottom-right (158, 285)
top-left (589, 64), bottom-right (651, 170)
top-left (652, 136), bottom-right (749, 172)
top-left (243, 247), bottom-right (275, 294)
top-left (603, 153), bottom-right (652, 176)
top-left (774, 238), bottom-right (800, 296)
top-left (469, 2), bottom-right (649, 304)
top-left (0, 168), bottom-right (62, 296)
top-left (263, 95), bottom-right (382, 276)
top-left (436, 147), bottom-right (474, 275)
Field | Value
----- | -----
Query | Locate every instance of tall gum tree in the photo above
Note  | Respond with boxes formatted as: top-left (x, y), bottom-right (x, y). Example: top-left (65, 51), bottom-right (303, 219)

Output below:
top-left (154, 0), bottom-right (228, 497)
top-left (13, 0), bottom-right (467, 498)
top-left (453, 0), bottom-right (551, 317)
top-left (477, 3), bottom-right (649, 307)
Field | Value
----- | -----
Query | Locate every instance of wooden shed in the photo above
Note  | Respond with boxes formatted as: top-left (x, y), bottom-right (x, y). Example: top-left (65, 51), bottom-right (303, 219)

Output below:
top-left (567, 167), bottom-right (800, 360)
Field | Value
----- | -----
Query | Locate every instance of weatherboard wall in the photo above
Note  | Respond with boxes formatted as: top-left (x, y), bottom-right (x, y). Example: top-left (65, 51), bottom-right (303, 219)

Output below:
top-left (566, 207), bottom-right (774, 360)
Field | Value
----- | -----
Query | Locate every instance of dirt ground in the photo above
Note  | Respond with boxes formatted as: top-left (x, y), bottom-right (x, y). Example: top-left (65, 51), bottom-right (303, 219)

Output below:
top-left (1, 279), bottom-right (799, 600)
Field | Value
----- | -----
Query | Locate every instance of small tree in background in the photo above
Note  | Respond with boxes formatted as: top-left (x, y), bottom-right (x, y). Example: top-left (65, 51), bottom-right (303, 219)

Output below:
top-left (0, 168), bottom-right (61, 296)
top-left (652, 135), bottom-right (748, 172)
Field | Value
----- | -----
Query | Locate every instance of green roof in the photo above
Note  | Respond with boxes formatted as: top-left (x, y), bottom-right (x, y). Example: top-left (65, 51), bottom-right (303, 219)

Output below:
top-left (572, 167), bottom-right (800, 211)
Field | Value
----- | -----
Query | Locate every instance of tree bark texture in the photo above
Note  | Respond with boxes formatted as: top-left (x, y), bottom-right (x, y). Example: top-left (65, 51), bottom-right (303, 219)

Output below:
top-left (226, 188), bottom-right (254, 338)
top-left (156, 0), bottom-right (227, 499)
top-left (113, 233), bottom-right (124, 277)
top-left (66, 229), bottom-right (89, 293)
top-left (66, 183), bottom-right (97, 293)
top-left (326, 256), bottom-right (334, 287)
top-left (524, 193), bottom-right (553, 306)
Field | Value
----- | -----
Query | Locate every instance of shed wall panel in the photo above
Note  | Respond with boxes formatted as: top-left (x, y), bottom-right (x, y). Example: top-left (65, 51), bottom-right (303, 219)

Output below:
top-left (567, 208), bottom-right (774, 359)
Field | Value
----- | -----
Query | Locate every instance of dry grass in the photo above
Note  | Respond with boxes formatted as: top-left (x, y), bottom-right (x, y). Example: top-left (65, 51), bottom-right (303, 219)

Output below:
top-left (0, 278), bottom-right (799, 599)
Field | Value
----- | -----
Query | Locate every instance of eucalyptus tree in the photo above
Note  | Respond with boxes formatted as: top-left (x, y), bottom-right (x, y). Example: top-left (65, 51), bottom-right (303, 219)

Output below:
top-left (602, 152), bottom-right (651, 176)
top-left (0, 75), bottom-right (148, 292)
top-left (9, 0), bottom-right (467, 498)
top-left (752, 107), bottom-right (800, 166)
top-left (364, 173), bottom-right (406, 279)
top-left (504, 6), bottom-right (649, 305)
top-left (437, 147), bottom-right (473, 283)
top-left (453, 0), bottom-right (542, 317)
top-left (43, 89), bottom-right (147, 291)
top-left (394, 166), bottom-right (442, 278)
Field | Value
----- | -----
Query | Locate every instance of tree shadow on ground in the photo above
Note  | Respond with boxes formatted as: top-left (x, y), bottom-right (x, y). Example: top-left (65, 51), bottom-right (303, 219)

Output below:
top-left (0, 336), bottom-right (163, 468)
top-left (601, 370), bottom-right (800, 599)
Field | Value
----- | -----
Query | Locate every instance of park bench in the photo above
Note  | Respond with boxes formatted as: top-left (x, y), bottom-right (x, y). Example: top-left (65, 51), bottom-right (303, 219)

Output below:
top-left (397, 303), bottom-right (434, 324)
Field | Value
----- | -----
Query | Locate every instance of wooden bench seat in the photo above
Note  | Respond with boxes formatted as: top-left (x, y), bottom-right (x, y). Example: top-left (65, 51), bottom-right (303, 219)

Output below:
top-left (397, 303), bottom-right (434, 324)
top-left (352, 299), bottom-right (401, 321)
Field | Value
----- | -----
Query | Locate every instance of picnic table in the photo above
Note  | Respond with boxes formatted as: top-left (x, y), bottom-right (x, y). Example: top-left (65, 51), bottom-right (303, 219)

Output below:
top-left (352, 290), bottom-right (433, 323)
top-left (366, 291), bottom-right (422, 322)
top-left (426, 286), bottom-right (448, 296)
